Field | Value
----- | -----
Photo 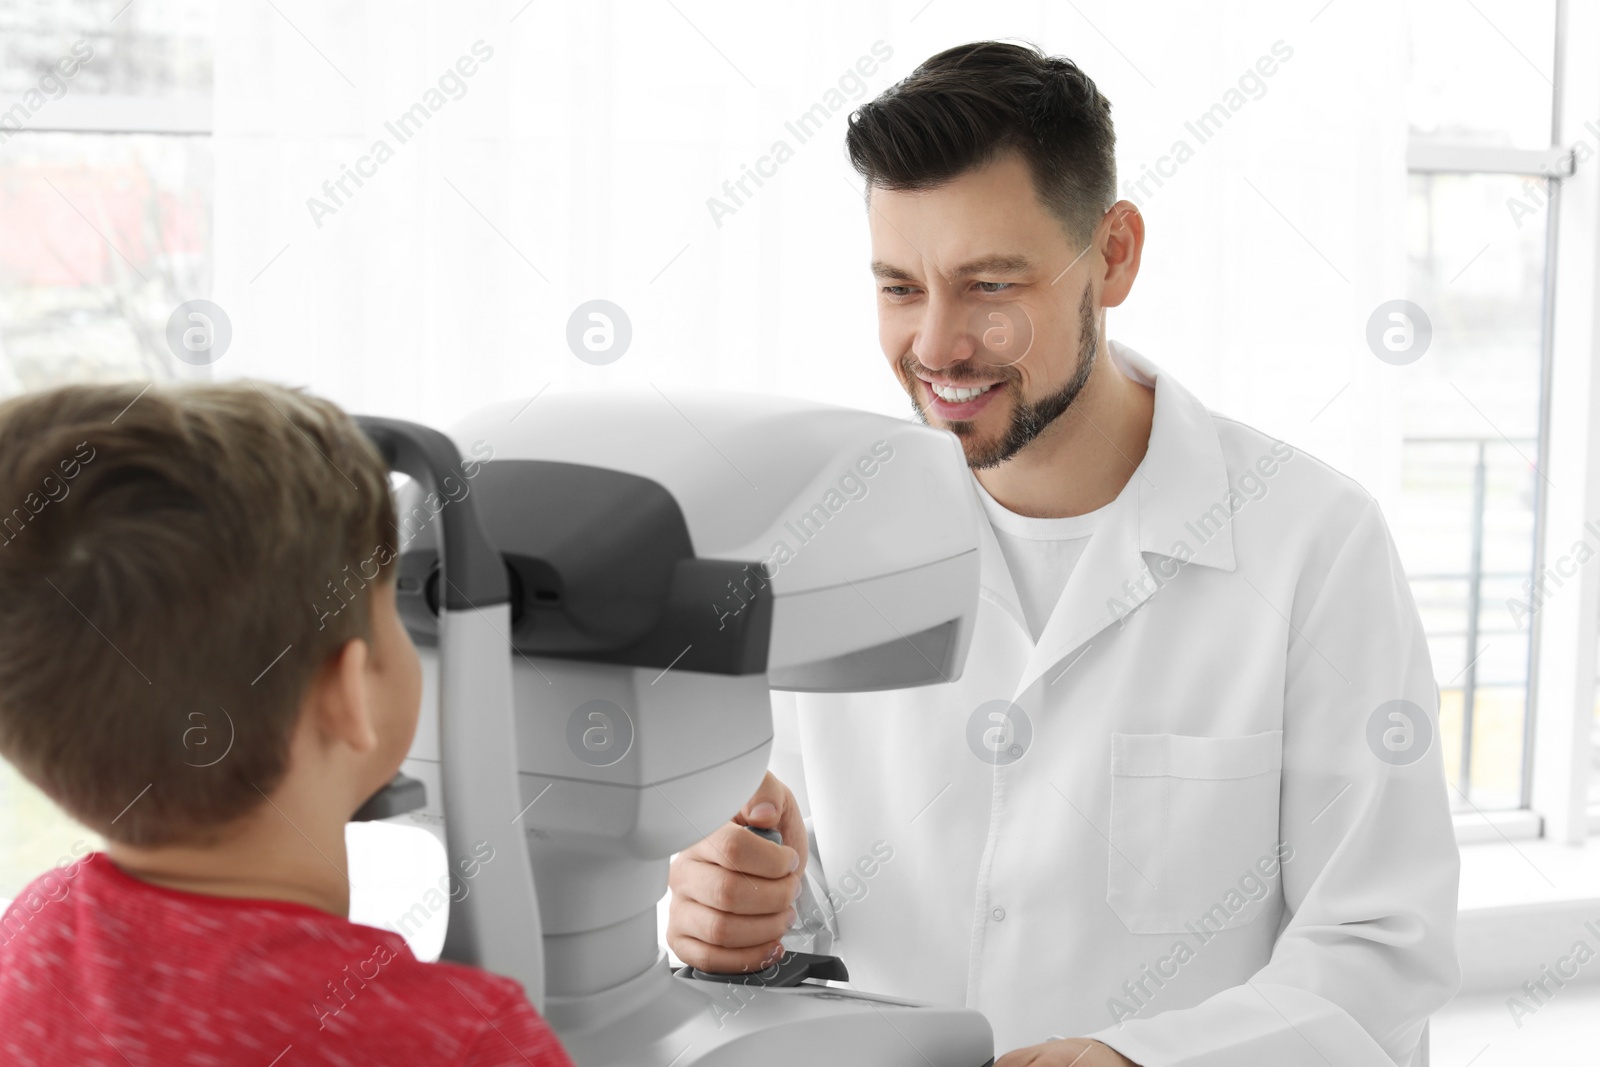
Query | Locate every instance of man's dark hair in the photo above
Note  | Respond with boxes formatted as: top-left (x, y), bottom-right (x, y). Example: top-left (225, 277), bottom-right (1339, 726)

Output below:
top-left (845, 40), bottom-right (1116, 245)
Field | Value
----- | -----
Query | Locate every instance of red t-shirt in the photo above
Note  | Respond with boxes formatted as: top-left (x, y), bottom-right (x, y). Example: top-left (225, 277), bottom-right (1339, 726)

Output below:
top-left (0, 852), bottom-right (574, 1066)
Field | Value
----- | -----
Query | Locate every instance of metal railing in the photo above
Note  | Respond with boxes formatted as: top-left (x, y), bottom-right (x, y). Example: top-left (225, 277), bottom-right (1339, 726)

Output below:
top-left (1403, 435), bottom-right (1539, 801)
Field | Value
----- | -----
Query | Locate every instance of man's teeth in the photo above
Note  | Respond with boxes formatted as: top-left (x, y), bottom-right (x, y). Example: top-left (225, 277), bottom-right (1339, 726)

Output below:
top-left (931, 381), bottom-right (998, 403)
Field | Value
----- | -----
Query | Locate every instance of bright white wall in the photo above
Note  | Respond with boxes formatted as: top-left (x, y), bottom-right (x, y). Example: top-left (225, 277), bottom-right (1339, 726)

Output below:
top-left (213, 0), bottom-right (1407, 512)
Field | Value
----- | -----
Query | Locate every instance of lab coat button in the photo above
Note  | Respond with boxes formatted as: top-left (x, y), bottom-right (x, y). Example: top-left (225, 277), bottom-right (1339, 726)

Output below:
top-left (991, 906), bottom-right (1006, 921)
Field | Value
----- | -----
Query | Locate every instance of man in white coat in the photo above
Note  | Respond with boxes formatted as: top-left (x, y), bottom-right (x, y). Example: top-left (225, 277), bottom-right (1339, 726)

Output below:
top-left (667, 40), bottom-right (1459, 1067)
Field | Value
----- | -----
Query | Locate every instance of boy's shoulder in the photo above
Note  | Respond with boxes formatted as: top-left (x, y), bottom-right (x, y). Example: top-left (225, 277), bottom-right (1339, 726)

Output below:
top-left (1, 853), bottom-right (571, 1067)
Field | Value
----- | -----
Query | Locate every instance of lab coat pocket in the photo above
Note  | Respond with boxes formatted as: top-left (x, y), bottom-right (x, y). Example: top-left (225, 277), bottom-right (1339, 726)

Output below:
top-left (1106, 731), bottom-right (1283, 935)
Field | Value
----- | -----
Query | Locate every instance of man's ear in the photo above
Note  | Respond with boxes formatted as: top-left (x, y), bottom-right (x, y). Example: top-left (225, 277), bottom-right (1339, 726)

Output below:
top-left (1098, 201), bottom-right (1144, 309)
top-left (305, 637), bottom-right (379, 755)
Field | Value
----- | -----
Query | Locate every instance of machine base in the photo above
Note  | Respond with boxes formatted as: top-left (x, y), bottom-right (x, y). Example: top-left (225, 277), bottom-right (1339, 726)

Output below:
top-left (549, 953), bottom-right (994, 1067)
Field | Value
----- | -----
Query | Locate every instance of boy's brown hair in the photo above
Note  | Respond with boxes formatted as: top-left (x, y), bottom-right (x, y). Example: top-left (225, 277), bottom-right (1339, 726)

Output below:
top-left (0, 380), bottom-right (397, 847)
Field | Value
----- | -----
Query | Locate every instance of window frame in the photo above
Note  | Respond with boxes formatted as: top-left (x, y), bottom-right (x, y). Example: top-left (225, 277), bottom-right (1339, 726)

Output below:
top-left (15, 94), bottom-right (212, 136)
top-left (1524, 0), bottom-right (1600, 845)
top-left (1405, 0), bottom-right (1600, 845)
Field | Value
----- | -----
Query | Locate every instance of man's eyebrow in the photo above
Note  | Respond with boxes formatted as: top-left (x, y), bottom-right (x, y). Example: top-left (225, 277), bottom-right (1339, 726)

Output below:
top-left (870, 254), bottom-right (1035, 282)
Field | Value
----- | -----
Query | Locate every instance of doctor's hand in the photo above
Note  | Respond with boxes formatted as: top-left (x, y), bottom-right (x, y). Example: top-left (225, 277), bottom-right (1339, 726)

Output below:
top-left (666, 771), bottom-right (808, 974)
top-left (994, 1038), bottom-right (1140, 1067)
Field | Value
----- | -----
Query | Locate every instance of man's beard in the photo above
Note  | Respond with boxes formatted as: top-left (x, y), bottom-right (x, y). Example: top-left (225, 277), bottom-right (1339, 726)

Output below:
top-left (905, 286), bottom-right (1098, 470)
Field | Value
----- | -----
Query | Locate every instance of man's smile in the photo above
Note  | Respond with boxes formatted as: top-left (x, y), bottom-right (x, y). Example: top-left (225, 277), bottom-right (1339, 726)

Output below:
top-left (915, 373), bottom-right (1007, 421)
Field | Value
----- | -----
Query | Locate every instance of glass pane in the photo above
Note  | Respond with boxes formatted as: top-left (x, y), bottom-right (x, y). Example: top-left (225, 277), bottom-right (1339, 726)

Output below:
top-left (0, 132), bottom-right (210, 396)
top-left (1407, 0), bottom-right (1557, 151)
top-left (1404, 172), bottom-right (1548, 438)
top-left (1405, 442), bottom-right (1537, 813)
top-left (1393, 171), bottom-right (1550, 811)
top-left (0, 0), bottom-right (212, 98)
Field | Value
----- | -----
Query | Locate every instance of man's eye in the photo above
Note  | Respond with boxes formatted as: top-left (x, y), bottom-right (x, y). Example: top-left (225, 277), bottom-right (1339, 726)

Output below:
top-left (882, 286), bottom-right (916, 298)
top-left (975, 281), bottom-right (1014, 294)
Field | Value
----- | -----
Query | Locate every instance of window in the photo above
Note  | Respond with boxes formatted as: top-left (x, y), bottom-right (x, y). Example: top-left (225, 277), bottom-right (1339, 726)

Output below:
top-left (1399, 0), bottom-right (1566, 816)
top-left (0, 0), bottom-right (213, 898)
top-left (0, 0), bottom-right (213, 395)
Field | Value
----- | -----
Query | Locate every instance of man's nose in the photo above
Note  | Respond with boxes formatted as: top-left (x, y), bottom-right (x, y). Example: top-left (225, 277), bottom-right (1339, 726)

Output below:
top-left (911, 295), bottom-right (978, 372)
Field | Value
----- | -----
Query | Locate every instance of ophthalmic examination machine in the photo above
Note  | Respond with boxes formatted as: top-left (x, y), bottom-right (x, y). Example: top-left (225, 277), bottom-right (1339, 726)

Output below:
top-left (352, 387), bottom-right (995, 1066)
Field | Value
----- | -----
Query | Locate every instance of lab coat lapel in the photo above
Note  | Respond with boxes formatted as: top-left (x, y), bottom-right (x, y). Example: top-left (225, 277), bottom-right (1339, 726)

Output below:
top-left (1002, 341), bottom-right (1239, 698)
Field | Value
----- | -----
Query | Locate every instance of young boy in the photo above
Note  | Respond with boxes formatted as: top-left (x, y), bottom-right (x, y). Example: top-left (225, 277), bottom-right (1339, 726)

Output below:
top-left (0, 380), bottom-right (573, 1066)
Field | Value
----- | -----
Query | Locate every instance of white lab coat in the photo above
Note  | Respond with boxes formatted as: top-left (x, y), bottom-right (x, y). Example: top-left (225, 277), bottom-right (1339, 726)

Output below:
top-left (770, 341), bottom-right (1460, 1066)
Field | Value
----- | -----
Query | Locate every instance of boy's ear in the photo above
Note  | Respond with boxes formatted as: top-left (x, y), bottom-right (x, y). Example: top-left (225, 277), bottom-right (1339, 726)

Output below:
top-left (306, 637), bottom-right (379, 755)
